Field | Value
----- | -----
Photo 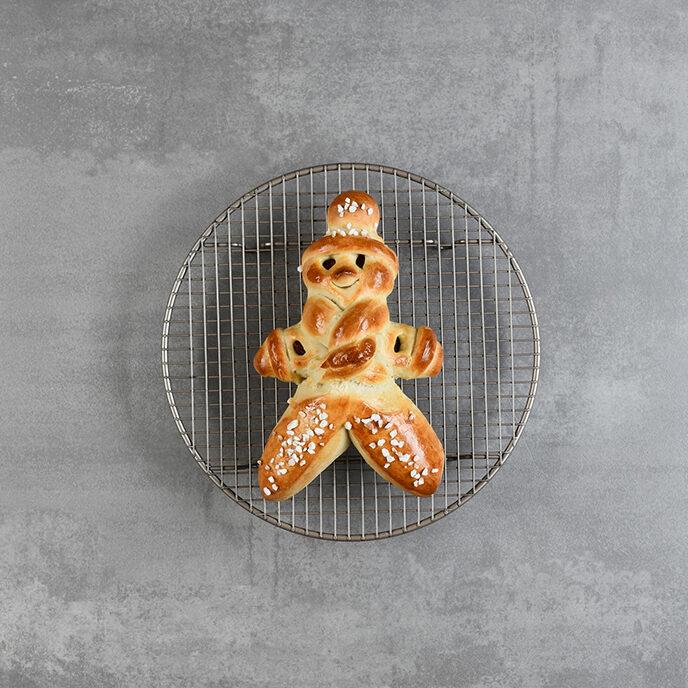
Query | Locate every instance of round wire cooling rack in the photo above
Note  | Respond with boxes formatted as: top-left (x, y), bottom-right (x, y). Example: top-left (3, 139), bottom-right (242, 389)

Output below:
top-left (161, 163), bottom-right (540, 540)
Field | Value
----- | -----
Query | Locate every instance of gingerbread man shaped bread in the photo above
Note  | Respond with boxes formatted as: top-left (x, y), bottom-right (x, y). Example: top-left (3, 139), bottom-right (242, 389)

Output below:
top-left (253, 190), bottom-right (444, 500)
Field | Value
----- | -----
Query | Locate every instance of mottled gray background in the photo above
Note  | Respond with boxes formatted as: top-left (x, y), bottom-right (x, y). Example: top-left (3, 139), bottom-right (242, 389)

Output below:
top-left (1, 1), bottom-right (687, 686)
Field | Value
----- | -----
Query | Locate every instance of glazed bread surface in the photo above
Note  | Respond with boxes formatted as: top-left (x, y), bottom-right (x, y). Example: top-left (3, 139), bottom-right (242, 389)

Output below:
top-left (254, 190), bottom-right (445, 499)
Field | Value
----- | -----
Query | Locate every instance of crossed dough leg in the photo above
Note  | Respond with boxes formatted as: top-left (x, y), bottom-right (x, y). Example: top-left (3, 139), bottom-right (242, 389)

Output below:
top-left (347, 395), bottom-right (444, 497)
top-left (258, 391), bottom-right (443, 500)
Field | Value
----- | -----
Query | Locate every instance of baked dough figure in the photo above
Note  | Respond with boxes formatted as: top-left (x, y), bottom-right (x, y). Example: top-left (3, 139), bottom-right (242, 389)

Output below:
top-left (254, 190), bottom-right (444, 500)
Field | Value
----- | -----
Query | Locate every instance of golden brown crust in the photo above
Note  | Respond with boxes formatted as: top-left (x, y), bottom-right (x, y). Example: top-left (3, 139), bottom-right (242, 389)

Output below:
top-left (365, 264), bottom-right (395, 293)
top-left (326, 190), bottom-right (380, 236)
top-left (411, 326), bottom-right (443, 377)
top-left (348, 401), bottom-right (444, 496)
top-left (302, 297), bottom-right (339, 336)
top-left (254, 189), bottom-right (445, 500)
top-left (258, 396), bottom-right (350, 500)
top-left (301, 239), bottom-right (398, 309)
top-left (329, 300), bottom-right (389, 345)
top-left (321, 337), bottom-right (376, 380)
top-left (253, 329), bottom-right (297, 383)
top-left (282, 325), bottom-right (318, 379)
top-left (302, 236), bottom-right (398, 269)
top-left (391, 324), bottom-right (443, 379)
top-left (259, 395), bottom-right (444, 500)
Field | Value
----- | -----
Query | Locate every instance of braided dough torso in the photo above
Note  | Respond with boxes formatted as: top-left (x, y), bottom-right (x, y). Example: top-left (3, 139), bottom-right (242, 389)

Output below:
top-left (254, 191), bottom-right (444, 500)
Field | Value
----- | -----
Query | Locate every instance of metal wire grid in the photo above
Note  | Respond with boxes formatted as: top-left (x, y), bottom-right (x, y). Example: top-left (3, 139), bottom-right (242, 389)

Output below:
top-left (161, 163), bottom-right (540, 540)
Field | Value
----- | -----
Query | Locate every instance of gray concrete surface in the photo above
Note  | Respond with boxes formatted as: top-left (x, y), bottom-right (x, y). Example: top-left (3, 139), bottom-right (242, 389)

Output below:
top-left (2, 1), bottom-right (687, 686)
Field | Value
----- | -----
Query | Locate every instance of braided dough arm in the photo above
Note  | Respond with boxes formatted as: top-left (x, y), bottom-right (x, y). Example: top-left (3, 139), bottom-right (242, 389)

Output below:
top-left (253, 322), bottom-right (324, 383)
top-left (347, 389), bottom-right (444, 497)
top-left (389, 323), bottom-right (443, 380)
top-left (258, 396), bottom-right (350, 501)
top-left (253, 328), bottom-right (298, 382)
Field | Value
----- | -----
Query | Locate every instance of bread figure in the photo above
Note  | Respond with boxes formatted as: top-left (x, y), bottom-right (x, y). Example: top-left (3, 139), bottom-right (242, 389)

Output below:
top-left (253, 191), bottom-right (444, 500)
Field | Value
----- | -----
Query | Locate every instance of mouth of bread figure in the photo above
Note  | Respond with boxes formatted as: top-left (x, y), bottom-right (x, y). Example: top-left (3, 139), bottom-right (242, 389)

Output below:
top-left (333, 278), bottom-right (359, 290)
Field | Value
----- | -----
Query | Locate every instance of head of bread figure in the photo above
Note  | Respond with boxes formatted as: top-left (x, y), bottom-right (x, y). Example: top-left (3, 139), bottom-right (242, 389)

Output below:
top-left (300, 191), bottom-right (399, 307)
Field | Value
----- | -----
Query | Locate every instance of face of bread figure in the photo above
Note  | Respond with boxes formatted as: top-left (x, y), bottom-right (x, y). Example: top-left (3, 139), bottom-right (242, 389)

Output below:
top-left (302, 245), bottom-right (397, 307)
top-left (300, 190), bottom-right (398, 308)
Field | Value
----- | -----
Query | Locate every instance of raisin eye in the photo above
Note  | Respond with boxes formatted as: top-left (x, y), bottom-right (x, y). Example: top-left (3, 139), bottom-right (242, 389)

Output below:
top-left (293, 340), bottom-right (306, 356)
top-left (322, 258), bottom-right (336, 270)
top-left (356, 254), bottom-right (366, 268)
top-left (394, 336), bottom-right (402, 352)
